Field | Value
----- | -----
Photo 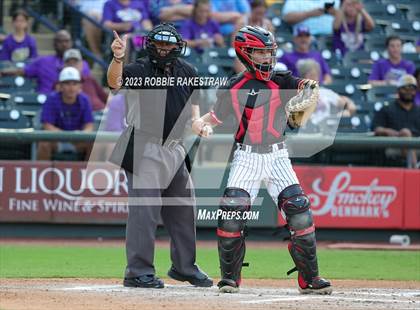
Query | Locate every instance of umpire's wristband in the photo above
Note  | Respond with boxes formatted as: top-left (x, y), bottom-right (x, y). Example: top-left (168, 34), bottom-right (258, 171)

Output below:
top-left (113, 54), bottom-right (125, 63)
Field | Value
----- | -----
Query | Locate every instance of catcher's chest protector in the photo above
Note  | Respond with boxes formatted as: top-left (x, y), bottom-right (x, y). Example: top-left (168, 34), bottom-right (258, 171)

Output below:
top-left (229, 73), bottom-right (288, 144)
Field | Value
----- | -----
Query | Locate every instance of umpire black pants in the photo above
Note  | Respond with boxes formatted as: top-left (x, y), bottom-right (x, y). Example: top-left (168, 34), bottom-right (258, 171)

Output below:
top-left (125, 141), bottom-right (200, 278)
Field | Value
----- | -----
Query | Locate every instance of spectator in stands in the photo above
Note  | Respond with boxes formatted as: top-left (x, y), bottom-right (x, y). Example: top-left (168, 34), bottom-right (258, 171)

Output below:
top-left (233, 0), bottom-right (273, 37)
top-left (102, 0), bottom-right (153, 34)
top-left (90, 93), bottom-right (127, 161)
top-left (415, 68), bottom-right (420, 107)
top-left (180, 0), bottom-right (225, 53)
top-left (279, 25), bottom-right (332, 84)
top-left (38, 67), bottom-right (94, 161)
top-left (150, 0), bottom-right (193, 28)
top-left (416, 39), bottom-right (420, 53)
top-left (373, 74), bottom-right (420, 168)
top-left (105, 93), bottom-right (126, 133)
top-left (232, 0), bottom-right (274, 73)
top-left (211, 0), bottom-right (250, 37)
top-left (0, 9), bottom-right (37, 62)
top-left (369, 36), bottom-right (416, 86)
top-left (298, 59), bottom-right (356, 125)
top-left (282, 0), bottom-right (340, 36)
top-left (332, 0), bottom-right (375, 56)
top-left (63, 49), bottom-right (108, 111)
top-left (78, 0), bottom-right (108, 60)
top-left (1, 30), bottom-right (91, 94)
top-left (102, 0), bottom-right (153, 61)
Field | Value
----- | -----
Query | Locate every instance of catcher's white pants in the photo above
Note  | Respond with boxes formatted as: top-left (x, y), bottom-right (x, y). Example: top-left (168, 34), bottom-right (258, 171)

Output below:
top-left (227, 144), bottom-right (299, 204)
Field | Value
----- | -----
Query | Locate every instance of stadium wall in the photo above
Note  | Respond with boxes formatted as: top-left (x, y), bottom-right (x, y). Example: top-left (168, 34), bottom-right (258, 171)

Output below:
top-left (0, 160), bottom-right (419, 231)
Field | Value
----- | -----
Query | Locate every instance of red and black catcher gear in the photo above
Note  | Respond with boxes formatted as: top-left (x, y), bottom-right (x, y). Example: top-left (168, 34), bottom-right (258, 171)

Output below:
top-left (234, 25), bottom-right (277, 81)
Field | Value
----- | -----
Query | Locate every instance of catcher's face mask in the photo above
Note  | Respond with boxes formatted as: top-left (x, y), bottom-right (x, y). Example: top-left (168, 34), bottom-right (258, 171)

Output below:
top-left (243, 46), bottom-right (277, 81)
top-left (234, 25), bottom-right (277, 81)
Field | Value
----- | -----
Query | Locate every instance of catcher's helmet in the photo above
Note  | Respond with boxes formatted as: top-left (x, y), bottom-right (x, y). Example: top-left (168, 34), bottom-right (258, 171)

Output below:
top-left (234, 25), bottom-right (277, 81)
top-left (145, 23), bottom-right (186, 68)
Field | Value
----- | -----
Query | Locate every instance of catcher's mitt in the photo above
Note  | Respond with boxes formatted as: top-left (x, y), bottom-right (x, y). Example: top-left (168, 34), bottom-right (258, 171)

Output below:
top-left (286, 79), bottom-right (319, 128)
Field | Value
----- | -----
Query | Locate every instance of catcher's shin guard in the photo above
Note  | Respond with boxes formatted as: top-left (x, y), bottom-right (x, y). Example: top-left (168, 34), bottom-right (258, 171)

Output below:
top-left (217, 187), bottom-right (251, 293)
top-left (278, 184), bottom-right (332, 295)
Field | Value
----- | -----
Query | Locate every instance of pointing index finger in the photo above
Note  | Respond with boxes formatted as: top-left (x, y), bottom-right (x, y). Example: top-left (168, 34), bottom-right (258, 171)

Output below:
top-left (113, 30), bottom-right (122, 42)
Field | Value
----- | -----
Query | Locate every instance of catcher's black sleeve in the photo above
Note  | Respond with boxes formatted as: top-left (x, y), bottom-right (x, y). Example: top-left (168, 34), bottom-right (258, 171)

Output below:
top-left (211, 87), bottom-right (234, 123)
top-left (273, 71), bottom-right (307, 105)
top-left (210, 74), bottom-right (244, 123)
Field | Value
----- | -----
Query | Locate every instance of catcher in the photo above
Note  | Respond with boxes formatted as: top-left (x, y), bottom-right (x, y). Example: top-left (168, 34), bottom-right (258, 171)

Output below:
top-left (192, 25), bottom-right (332, 295)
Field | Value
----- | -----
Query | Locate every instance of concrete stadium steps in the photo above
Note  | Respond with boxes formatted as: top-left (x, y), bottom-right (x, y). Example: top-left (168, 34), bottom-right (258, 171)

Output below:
top-left (32, 33), bottom-right (54, 51)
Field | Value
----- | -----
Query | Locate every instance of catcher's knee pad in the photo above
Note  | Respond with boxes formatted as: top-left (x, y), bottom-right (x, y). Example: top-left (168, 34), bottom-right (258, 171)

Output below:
top-left (278, 184), bottom-right (319, 285)
top-left (217, 187), bottom-right (250, 286)
top-left (278, 184), bottom-right (314, 236)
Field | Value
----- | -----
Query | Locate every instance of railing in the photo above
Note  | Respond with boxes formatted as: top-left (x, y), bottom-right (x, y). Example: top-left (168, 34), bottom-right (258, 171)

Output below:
top-left (1, 130), bottom-right (420, 148)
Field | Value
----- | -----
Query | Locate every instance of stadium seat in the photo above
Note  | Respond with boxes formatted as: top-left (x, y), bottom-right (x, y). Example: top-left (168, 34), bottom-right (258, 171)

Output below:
top-left (356, 100), bottom-right (385, 115)
top-left (181, 47), bottom-right (202, 66)
top-left (385, 20), bottom-right (420, 40)
top-left (0, 108), bottom-right (32, 129)
top-left (363, 35), bottom-right (387, 53)
top-left (402, 53), bottom-right (420, 67)
top-left (343, 50), bottom-right (380, 66)
top-left (316, 36), bottom-right (333, 51)
top-left (406, 6), bottom-right (420, 22)
top-left (0, 76), bottom-right (36, 93)
top-left (337, 115), bottom-right (370, 133)
top-left (0, 108), bottom-right (32, 160)
top-left (382, 0), bottom-right (419, 19)
top-left (330, 66), bottom-right (368, 84)
top-left (325, 82), bottom-right (365, 101)
top-left (268, 3), bottom-right (291, 35)
top-left (321, 49), bottom-right (340, 66)
top-left (266, 2), bottom-right (284, 19)
top-left (364, 2), bottom-right (404, 23)
top-left (194, 63), bottom-right (229, 79)
top-left (202, 47), bottom-right (236, 71)
top-left (274, 32), bottom-right (294, 50)
top-left (7, 92), bottom-right (47, 116)
top-left (366, 86), bottom-right (397, 102)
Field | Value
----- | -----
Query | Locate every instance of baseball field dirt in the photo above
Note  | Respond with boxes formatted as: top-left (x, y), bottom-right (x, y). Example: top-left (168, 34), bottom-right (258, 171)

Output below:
top-left (1, 278), bottom-right (420, 310)
top-left (1, 239), bottom-right (419, 309)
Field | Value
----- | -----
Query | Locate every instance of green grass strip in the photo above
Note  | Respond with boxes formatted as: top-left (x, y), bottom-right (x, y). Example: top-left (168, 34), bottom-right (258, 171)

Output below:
top-left (0, 245), bottom-right (419, 281)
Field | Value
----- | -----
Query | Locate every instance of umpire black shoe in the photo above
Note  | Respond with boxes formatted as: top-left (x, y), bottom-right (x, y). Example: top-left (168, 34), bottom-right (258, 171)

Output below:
top-left (167, 266), bottom-right (213, 287)
top-left (123, 275), bottom-right (164, 288)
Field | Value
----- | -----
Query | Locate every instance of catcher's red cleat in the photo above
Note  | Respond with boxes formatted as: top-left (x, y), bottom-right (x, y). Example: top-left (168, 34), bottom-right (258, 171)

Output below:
top-left (297, 273), bottom-right (332, 295)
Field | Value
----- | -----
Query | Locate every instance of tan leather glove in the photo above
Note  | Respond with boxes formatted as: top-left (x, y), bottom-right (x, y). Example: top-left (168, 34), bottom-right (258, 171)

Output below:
top-left (287, 80), bottom-right (319, 128)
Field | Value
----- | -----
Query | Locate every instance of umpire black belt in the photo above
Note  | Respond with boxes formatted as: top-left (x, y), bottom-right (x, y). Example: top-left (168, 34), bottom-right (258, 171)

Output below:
top-left (134, 129), bottom-right (181, 148)
top-left (237, 142), bottom-right (285, 154)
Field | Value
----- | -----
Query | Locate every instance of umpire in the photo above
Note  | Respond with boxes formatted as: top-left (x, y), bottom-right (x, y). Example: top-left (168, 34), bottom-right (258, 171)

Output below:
top-left (107, 23), bottom-right (212, 288)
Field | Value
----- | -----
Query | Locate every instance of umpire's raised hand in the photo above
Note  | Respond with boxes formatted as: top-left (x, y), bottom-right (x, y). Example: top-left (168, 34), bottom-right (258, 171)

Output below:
top-left (111, 30), bottom-right (128, 59)
top-left (108, 31), bottom-right (128, 90)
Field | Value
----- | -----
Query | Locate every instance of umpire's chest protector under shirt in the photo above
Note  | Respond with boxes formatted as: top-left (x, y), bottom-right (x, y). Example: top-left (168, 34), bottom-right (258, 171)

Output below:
top-left (121, 56), bottom-right (198, 140)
